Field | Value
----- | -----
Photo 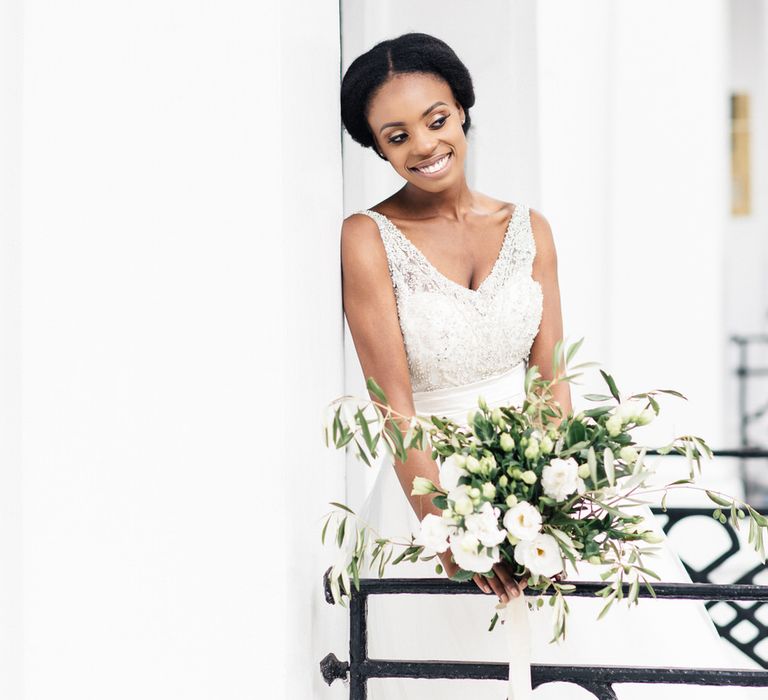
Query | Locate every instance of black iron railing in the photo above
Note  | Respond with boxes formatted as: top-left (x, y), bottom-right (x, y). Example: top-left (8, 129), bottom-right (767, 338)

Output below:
top-left (319, 575), bottom-right (768, 698)
top-left (320, 450), bottom-right (768, 696)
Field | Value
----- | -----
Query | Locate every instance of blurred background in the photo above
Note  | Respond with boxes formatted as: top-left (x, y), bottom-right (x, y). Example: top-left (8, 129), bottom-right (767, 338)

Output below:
top-left (0, 1), bottom-right (766, 699)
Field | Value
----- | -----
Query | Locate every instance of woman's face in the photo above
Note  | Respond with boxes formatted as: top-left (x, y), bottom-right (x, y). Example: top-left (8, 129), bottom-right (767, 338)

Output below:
top-left (365, 72), bottom-right (466, 191)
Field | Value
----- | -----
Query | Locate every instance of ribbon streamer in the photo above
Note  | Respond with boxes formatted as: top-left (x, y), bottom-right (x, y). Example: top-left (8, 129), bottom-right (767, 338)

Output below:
top-left (499, 593), bottom-right (533, 699)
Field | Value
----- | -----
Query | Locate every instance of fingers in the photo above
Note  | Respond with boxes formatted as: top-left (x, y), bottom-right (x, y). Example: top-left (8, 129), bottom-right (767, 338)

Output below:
top-left (492, 563), bottom-right (522, 600)
top-left (484, 571), bottom-right (508, 602)
top-left (473, 574), bottom-right (491, 594)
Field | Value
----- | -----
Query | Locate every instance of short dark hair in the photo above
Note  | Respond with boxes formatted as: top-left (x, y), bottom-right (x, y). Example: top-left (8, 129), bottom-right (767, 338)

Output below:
top-left (340, 32), bottom-right (475, 160)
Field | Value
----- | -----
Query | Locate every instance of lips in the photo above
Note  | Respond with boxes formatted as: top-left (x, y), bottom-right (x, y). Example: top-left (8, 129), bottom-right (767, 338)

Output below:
top-left (409, 152), bottom-right (452, 175)
top-left (409, 152), bottom-right (452, 171)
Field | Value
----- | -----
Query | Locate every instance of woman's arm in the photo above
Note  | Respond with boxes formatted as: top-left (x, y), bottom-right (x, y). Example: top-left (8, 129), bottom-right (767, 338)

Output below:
top-left (527, 208), bottom-right (573, 419)
top-left (340, 213), bottom-right (440, 521)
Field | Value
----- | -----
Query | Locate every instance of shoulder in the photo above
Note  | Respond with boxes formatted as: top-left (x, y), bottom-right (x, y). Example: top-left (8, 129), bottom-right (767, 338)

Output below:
top-left (526, 206), bottom-right (557, 264)
top-left (340, 212), bottom-right (390, 278)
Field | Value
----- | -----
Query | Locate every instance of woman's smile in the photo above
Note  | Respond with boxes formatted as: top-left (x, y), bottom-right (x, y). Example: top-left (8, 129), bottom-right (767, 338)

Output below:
top-left (409, 151), bottom-right (453, 178)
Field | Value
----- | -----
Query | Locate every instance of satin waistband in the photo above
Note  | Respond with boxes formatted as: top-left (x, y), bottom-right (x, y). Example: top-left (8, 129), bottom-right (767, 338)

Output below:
top-left (412, 362), bottom-right (527, 426)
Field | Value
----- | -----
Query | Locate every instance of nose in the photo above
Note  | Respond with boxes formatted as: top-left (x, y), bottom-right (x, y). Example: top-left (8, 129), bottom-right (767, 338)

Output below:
top-left (412, 126), bottom-right (440, 156)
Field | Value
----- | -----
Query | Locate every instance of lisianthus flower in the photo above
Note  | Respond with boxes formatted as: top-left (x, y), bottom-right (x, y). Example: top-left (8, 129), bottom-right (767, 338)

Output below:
top-left (541, 457), bottom-right (581, 501)
top-left (503, 501), bottom-right (542, 541)
top-left (465, 501), bottom-right (506, 547)
top-left (439, 454), bottom-right (467, 491)
top-left (414, 513), bottom-right (451, 554)
top-left (513, 533), bottom-right (563, 578)
top-left (449, 531), bottom-right (500, 573)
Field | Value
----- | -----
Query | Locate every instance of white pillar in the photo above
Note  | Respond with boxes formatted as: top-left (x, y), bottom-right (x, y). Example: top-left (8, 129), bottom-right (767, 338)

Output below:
top-left (18, 1), bottom-right (345, 697)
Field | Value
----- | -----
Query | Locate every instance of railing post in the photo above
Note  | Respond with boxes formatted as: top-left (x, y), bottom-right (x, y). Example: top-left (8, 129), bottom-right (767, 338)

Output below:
top-left (349, 589), bottom-right (368, 699)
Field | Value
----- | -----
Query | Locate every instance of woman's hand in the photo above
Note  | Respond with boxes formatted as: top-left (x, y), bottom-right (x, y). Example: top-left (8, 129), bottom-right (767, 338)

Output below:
top-left (438, 552), bottom-right (527, 604)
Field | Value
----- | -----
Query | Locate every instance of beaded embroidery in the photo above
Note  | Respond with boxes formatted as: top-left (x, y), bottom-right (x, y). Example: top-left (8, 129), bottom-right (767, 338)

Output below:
top-left (355, 204), bottom-right (544, 392)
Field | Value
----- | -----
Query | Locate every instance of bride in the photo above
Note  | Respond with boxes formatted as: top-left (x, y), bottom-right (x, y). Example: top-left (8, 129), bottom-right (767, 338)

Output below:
top-left (338, 32), bottom-right (757, 699)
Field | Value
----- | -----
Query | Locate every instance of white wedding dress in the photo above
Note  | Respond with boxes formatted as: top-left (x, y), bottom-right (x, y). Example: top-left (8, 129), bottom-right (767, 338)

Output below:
top-left (350, 203), bottom-right (759, 699)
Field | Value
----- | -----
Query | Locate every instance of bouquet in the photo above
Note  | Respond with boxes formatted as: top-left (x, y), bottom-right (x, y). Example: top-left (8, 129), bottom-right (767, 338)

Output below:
top-left (321, 339), bottom-right (768, 642)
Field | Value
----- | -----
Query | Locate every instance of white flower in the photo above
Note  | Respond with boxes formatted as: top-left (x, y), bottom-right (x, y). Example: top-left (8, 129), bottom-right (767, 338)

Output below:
top-left (513, 533), bottom-right (563, 578)
top-left (465, 501), bottom-right (506, 547)
top-left (447, 484), bottom-right (474, 516)
top-left (449, 531), bottom-right (499, 573)
top-left (414, 513), bottom-right (451, 554)
top-left (439, 454), bottom-right (466, 491)
top-left (541, 457), bottom-right (581, 501)
top-left (481, 482), bottom-right (496, 500)
top-left (615, 399), bottom-right (645, 424)
top-left (503, 501), bottom-right (542, 541)
top-left (605, 415), bottom-right (623, 437)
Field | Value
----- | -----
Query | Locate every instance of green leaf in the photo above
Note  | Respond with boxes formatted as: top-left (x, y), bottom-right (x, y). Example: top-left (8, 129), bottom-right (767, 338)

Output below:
top-left (336, 516), bottom-right (347, 548)
top-left (366, 377), bottom-right (388, 404)
top-left (488, 612), bottom-right (500, 632)
top-left (449, 568), bottom-right (476, 582)
top-left (565, 337), bottom-right (585, 365)
top-left (604, 447), bottom-right (615, 487)
top-left (705, 490), bottom-right (732, 508)
top-left (583, 394), bottom-right (613, 402)
top-left (329, 501), bottom-right (355, 514)
top-left (599, 370), bottom-right (621, 402)
top-left (321, 515), bottom-right (331, 545)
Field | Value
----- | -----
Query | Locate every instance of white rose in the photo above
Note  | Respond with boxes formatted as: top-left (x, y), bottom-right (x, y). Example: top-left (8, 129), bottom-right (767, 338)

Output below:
top-left (541, 457), bottom-right (580, 501)
top-left (447, 484), bottom-right (474, 516)
top-left (439, 454), bottom-right (466, 491)
top-left (503, 501), bottom-right (542, 541)
top-left (465, 501), bottom-right (506, 547)
top-left (449, 531), bottom-right (499, 573)
top-left (513, 533), bottom-right (563, 578)
top-left (414, 513), bottom-right (451, 554)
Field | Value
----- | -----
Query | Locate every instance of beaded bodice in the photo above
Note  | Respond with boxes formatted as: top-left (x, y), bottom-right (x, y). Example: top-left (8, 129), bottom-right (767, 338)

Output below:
top-left (356, 203), bottom-right (543, 392)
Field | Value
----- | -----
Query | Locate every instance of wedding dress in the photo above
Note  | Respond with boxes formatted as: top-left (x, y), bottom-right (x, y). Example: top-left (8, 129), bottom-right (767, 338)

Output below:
top-left (349, 203), bottom-right (759, 699)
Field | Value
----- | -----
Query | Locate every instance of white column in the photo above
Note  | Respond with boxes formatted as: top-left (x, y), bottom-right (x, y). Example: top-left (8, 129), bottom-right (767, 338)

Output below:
top-left (19, 1), bottom-right (345, 697)
top-left (0, 0), bottom-right (23, 697)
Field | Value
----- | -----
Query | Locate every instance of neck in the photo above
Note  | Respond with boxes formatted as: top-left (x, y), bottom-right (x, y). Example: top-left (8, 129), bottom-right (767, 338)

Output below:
top-left (398, 177), bottom-right (475, 222)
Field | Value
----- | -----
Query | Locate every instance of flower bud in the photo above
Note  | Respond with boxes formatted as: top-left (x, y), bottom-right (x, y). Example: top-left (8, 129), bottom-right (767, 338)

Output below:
top-left (588, 555), bottom-right (602, 565)
top-left (491, 407), bottom-right (504, 427)
top-left (498, 475), bottom-right (509, 488)
top-left (511, 468), bottom-right (524, 480)
top-left (478, 396), bottom-right (489, 412)
top-left (577, 463), bottom-right (591, 479)
top-left (466, 455), bottom-right (482, 474)
top-left (453, 454), bottom-right (467, 469)
top-left (619, 446), bottom-right (638, 464)
top-left (454, 496), bottom-right (473, 516)
top-left (505, 493), bottom-right (518, 507)
top-left (524, 438), bottom-right (540, 461)
top-left (482, 482), bottom-right (496, 500)
top-left (605, 415), bottom-right (623, 437)
top-left (506, 533), bottom-right (521, 546)
top-left (540, 435), bottom-right (554, 455)
top-left (411, 476), bottom-right (436, 496)
top-left (640, 531), bottom-right (664, 544)
top-left (500, 433), bottom-right (515, 452)
top-left (636, 408), bottom-right (655, 426)
top-left (522, 470), bottom-right (538, 485)
top-left (469, 487), bottom-right (481, 499)
top-left (467, 410), bottom-right (477, 427)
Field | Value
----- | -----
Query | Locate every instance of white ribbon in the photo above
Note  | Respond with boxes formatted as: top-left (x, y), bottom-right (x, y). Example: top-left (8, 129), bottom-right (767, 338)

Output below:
top-left (499, 593), bottom-right (533, 699)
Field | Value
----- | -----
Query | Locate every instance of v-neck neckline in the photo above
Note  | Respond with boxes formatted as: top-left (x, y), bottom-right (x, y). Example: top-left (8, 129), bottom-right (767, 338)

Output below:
top-left (366, 204), bottom-right (518, 295)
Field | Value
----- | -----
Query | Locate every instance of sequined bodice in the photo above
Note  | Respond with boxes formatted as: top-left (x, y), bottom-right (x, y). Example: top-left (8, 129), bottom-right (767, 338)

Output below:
top-left (356, 204), bottom-right (544, 392)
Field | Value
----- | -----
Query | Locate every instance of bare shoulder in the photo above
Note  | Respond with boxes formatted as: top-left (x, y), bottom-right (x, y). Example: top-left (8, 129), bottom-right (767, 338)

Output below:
top-left (528, 206), bottom-right (557, 262)
top-left (340, 211), bottom-right (391, 283)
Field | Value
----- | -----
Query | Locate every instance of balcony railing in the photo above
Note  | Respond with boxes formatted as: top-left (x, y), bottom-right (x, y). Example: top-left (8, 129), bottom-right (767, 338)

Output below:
top-left (320, 449), bottom-right (768, 697)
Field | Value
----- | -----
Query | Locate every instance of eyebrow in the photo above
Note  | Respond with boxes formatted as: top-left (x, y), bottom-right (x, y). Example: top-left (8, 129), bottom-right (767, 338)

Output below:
top-left (378, 101), bottom-right (449, 133)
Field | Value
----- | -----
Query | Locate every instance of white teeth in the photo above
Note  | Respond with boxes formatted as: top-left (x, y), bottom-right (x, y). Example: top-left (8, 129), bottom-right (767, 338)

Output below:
top-left (415, 154), bottom-right (450, 174)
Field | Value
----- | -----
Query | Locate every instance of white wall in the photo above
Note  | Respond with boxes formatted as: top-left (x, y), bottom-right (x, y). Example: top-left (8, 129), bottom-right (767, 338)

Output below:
top-left (538, 0), bottom-right (730, 451)
top-left (12, 1), bottom-right (345, 698)
top-left (0, 0), bottom-right (23, 697)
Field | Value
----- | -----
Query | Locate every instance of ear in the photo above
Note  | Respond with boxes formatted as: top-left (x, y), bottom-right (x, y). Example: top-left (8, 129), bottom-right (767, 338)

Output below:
top-left (371, 134), bottom-right (387, 159)
top-left (457, 103), bottom-right (465, 125)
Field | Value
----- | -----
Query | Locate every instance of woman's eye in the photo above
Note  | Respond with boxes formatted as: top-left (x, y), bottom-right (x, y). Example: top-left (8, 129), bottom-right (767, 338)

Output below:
top-left (386, 115), bottom-right (449, 145)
